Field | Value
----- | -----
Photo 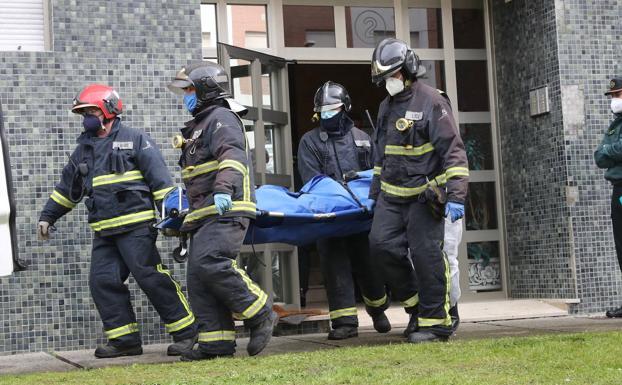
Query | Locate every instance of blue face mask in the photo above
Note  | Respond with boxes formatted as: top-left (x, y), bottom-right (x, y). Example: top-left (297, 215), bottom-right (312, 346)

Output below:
top-left (321, 109), bottom-right (340, 120)
top-left (82, 114), bottom-right (102, 136)
top-left (184, 93), bottom-right (197, 113)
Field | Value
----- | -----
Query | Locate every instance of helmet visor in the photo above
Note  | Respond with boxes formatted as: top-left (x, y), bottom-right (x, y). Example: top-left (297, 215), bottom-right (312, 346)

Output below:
top-left (167, 67), bottom-right (194, 94)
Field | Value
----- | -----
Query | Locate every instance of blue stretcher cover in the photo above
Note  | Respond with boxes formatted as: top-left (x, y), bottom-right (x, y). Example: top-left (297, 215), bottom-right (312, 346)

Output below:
top-left (243, 169), bottom-right (374, 246)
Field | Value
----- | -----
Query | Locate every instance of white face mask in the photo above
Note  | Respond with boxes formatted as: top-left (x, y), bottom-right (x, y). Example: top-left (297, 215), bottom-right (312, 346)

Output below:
top-left (385, 77), bottom-right (405, 96)
top-left (612, 98), bottom-right (622, 114)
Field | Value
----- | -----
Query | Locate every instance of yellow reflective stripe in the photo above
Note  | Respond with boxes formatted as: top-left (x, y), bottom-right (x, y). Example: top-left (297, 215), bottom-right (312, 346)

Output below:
top-left (51, 190), bottom-right (76, 209)
top-left (417, 252), bottom-right (451, 328)
top-left (104, 323), bottom-right (139, 339)
top-left (380, 181), bottom-right (428, 197)
top-left (385, 143), bottom-right (434, 156)
top-left (89, 210), bottom-right (156, 231)
top-left (329, 307), bottom-right (358, 320)
top-left (401, 293), bottom-right (419, 308)
top-left (181, 160), bottom-right (219, 180)
top-left (92, 170), bottom-right (143, 187)
top-left (445, 166), bottom-right (469, 179)
top-left (219, 159), bottom-right (251, 202)
top-left (231, 260), bottom-right (268, 320)
top-left (363, 294), bottom-right (388, 308)
top-left (153, 186), bottom-right (175, 201)
top-left (373, 166), bottom-right (382, 176)
top-left (198, 330), bottom-right (236, 343)
top-left (183, 201), bottom-right (256, 224)
top-left (156, 263), bottom-right (194, 333)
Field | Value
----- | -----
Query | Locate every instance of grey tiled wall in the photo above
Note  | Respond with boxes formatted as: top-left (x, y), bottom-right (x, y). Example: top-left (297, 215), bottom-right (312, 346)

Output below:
top-left (0, 0), bottom-right (202, 355)
top-left (491, 0), bottom-right (622, 313)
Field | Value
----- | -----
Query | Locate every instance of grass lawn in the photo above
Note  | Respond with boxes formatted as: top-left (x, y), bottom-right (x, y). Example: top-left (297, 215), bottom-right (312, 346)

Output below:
top-left (2, 331), bottom-right (622, 385)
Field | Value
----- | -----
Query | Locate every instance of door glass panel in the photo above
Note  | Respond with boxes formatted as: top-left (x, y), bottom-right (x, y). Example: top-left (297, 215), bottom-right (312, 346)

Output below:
top-left (452, 7), bottom-right (485, 49)
top-left (200, 4), bottom-right (217, 50)
top-left (460, 123), bottom-right (494, 170)
top-left (231, 59), bottom-right (253, 106)
top-left (418, 60), bottom-right (445, 90)
top-left (409, 8), bottom-right (443, 48)
top-left (283, 5), bottom-right (336, 48)
top-left (467, 241), bottom-right (502, 291)
top-left (456, 60), bottom-right (489, 111)
top-left (466, 182), bottom-right (497, 231)
top-left (227, 4), bottom-right (269, 49)
top-left (265, 125), bottom-right (277, 174)
top-left (345, 7), bottom-right (395, 48)
top-left (261, 73), bottom-right (272, 109)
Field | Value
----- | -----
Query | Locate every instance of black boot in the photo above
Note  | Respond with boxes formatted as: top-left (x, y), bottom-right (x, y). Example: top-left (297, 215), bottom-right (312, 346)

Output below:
top-left (371, 312), bottom-right (391, 333)
top-left (449, 304), bottom-right (460, 331)
top-left (407, 330), bottom-right (449, 344)
top-left (606, 306), bottom-right (622, 318)
top-left (94, 343), bottom-right (142, 359)
top-left (327, 325), bottom-right (358, 340)
top-left (180, 349), bottom-right (233, 362)
top-left (167, 335), bottom-right (197, 356)
top-left (402, 313), bottom-right (419, 337)
top-left (247, 311), bottom-right (278, 356)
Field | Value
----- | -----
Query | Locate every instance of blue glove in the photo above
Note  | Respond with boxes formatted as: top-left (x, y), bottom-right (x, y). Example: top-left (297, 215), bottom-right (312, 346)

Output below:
top-left (445, 202), bottom-right (465, 223)
top-left (214, 193), bottom-right (232, 215)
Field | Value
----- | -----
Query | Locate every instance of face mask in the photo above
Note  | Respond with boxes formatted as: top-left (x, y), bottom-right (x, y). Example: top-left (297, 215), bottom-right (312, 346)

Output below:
top-left (184, 93), bottom-right (197, 113)
top-left (321, 109), bottom-right (340, 120)
top-left (82, 114), bottom-right (103, 135)
top-left (385, 77), bottom-right (405, 96)
top-left (611, 98), bottom-right (622, 114)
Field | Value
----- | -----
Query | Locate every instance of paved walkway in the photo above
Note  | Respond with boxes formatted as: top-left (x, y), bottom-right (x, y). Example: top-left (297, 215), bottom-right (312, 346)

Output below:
top-left (1, 300), bottom-right (621, 376)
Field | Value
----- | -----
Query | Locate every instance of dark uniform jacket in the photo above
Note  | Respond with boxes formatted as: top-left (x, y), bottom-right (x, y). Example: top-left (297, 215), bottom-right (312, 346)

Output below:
top-left (370, 81), bottom-right (469, 204)
top-left (297, 115), bottom-right (373, 184)
top-left (39, 119), bottom-right (175, 236)
top-left (594, 115), bottom-right (622, 184)
top-left (178, 103), bottom-right (256, 232)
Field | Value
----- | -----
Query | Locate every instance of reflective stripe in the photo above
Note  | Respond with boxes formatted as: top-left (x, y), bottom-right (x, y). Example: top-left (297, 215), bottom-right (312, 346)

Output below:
top-left (156, 264), bottom-right (194, 333)
top-left (182, 160), bottom-right (219, 180)
top-left (50, 190), bottom-right (76, 209)
top-left (380, 181), bottom-right (428, 197)
top-left (104, 323), bottom-right (139, 339)
top-left (92, 170), bottom-right (143, 187)
top-left (363, 294), bottom-right (388, 308)
top-left (445, 166), bottom-right (470, 179)
top-left (401, 293), bottom-right (419, 308)
top-left (198, 330), bottom-right (236, 343)
top-left (153, 186), bottom-right (175, 201)
top-left (385, 143), bottom-right (434, 156)
top-left (89, 210), bottom-right (156, 231)
top-left (329, 307), bottom-right (358, 320)
top-left (183, 201), bottom-right (256, 224)
top-left (418, 252), bottom-right (452, 328)
top-left (231, 260), bottom-right (268, 320)
top-left (219, 159), bottom-right (251, 202)
top-left (373, 166), bottom-right (382, 175)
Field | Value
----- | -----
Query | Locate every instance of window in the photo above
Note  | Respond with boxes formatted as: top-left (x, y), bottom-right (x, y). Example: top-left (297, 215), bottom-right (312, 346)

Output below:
top-left (227, 4), bottom-right (269, 49)
top-left (409, 8), bottom-right (443, 49)
top-left (345, 7), bottom-right (395, 48)
top-left (283, 5), bottom-right (336, 48)
top-left (0, 0), bottom-right (50, 51)
top-left (200, 3), bottom-right (217, 51)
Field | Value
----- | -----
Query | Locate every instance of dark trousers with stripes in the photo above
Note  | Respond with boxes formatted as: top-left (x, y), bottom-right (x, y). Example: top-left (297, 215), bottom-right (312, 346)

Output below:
top-left (369, 194), bottom-right (452, 336)
top-left (317, 232), bottom-right (389, 329)
top-left (90, 224), bottom-right (196, 347)
top-left (611, 186), bottom-right (622, 276)
top-left (187, 217), bottom-right (272, 355)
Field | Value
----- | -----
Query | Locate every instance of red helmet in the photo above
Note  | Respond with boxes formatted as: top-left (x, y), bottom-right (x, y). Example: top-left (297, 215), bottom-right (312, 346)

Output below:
top-left (71, 84), bottom-right (123, 119)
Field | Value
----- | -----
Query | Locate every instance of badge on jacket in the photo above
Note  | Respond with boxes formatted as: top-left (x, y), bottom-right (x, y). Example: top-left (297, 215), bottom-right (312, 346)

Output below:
top-left (396, 118), bottom-right (414, 132)
top-left (405, 111), bottom-right (423, 121)
top-left (113, 141), bottom-right (133, 150)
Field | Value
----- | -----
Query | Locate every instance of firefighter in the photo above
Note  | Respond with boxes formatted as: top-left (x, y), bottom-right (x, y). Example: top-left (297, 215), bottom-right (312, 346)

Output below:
top-left (37, 84), bottom-right (197, 358)
top-left (368, 38), bottom-right (469, 343)
top-left (297, 81), bottom-right (391, 340)
top-left (167, 62), bottom-right (277, 361)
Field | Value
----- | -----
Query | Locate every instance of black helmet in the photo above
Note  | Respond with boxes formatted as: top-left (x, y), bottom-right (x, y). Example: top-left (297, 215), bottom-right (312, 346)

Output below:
top-left (371, 38), bottom-right (425, 85)
top-left (313, 81), bottom-right (351, 112)
top-left (168, 62), bottom-right (231, 109)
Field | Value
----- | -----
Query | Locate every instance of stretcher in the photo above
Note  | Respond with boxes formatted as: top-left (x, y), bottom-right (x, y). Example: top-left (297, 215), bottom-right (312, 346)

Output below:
top-left (155, 170), bottom-right (374, 255)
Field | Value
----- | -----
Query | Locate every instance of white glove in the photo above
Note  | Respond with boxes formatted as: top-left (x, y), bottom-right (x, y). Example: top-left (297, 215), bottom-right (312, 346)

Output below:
top-left (37, 221), bottom-right (50, 241)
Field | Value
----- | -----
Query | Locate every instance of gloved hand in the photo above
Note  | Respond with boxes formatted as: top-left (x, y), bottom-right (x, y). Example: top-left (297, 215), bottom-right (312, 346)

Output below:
top-left (214, 193), bottom-right (232, 215)
top-left (37, 221), bottom-right (50, 240)
top-left (445, 202), bottom-right (465, 223)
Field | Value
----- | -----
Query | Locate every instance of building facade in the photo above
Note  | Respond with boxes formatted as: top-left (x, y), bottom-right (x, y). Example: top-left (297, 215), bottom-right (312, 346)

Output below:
top-left (0, 0), bottom-right (619, 355)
